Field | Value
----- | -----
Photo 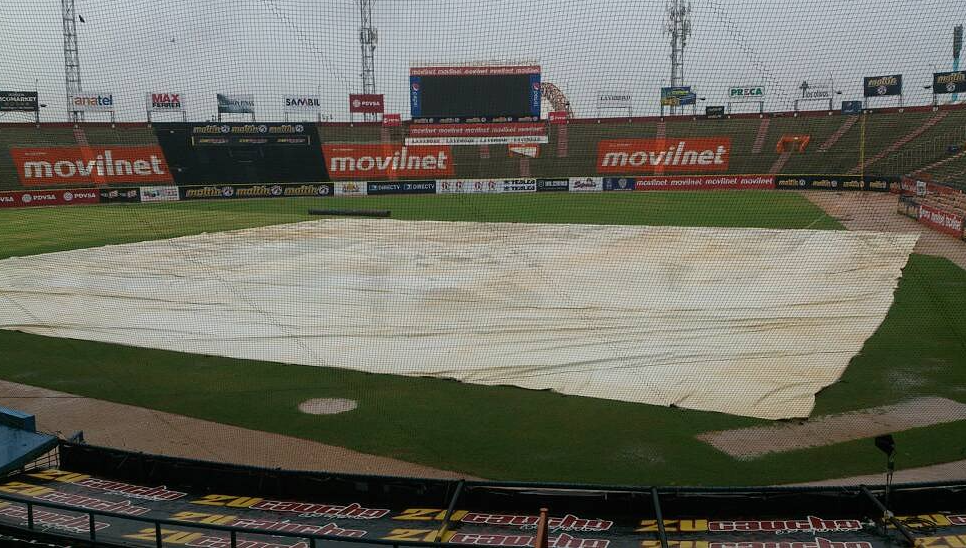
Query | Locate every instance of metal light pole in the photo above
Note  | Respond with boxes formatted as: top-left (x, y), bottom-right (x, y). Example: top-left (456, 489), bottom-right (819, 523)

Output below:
top-left (62, 0), bottom-right (83, 122)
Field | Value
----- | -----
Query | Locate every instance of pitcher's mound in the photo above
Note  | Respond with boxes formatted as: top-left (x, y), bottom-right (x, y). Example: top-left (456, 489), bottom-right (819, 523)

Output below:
top-left (298, 398), bottom-right (358, 415)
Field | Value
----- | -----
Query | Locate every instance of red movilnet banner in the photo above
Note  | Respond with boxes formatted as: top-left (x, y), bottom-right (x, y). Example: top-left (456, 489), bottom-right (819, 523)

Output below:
top-left (0, 188), bottom-right (99, 209)
top-left (634, 175), bottom-right (775, 191)
top-left (10, 146), bottom-right (173, 186)
top-left (409, 66), bottom-right (541, 76)
top-left (322, 144), bottom-right (454, 179)
top-left (349, 94), bottom-right (384, 114)
top-left (597, 138), bottom-right (731, 174)
top-left (383, 113), bottom-right (402, 126)
top-left (918, 204), bottom-right (965, 237)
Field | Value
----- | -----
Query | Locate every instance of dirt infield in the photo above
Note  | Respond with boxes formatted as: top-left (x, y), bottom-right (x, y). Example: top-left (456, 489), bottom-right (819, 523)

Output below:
top-left (0, 380), bottom-right (475, 480)
top-left (800, 190), bottom-right (966, 269)
top-left (698, 397), bottom-right (966, 459)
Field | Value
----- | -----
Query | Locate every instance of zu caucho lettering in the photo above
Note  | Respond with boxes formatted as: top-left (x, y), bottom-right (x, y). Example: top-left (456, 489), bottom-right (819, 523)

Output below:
top-left (191, 493), bottom-right (390, 519)
top-left (385, 529), bottom-right (608, 548)
top-left (172, 511), bottom-right (366, 537)
top-left (27, 469), bottom-right (185, 501)
top-left (0, 501), bottom-right (110, 534)
top-left (639, 539), bottom-right (871, 548)
top-left (637, 516), bottom-right (862, 535)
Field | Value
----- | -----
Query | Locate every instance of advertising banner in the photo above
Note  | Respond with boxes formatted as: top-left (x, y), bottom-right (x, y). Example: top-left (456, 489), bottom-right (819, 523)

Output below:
top-left (0, 188), bottom-right (99, 209)
top-left (597, 138), bottom-right (731, 174)
top-left (634, 175), bottom-right (774, 191)
top-left (549, 111), bottom-right (569, 124)
top-left (536, 178), bottom-right (569, 192)
top-left (217, 93), bottom-right (255, 114)
top-left (406, 123), bottom-right (548, 145)
top-left (334, 181), bottom-right (368, 197)
top-left (841, 101), bottom-right (863, 115)
top-left (437, 179), bottom-right (504, 194)
top-left (283, 95), bottom-right (321, 112)
top-left (139, 185), bottom-right (180, 203)
top-left (728, 86), bottom-right (765, 101)
top-left (933, 70), bottom-right (966, 94)
top-left (69, 92), bottom-right (114, 112)
top-left (410, 66), bottom-right (541, 76)
top-left (98, 187), bottom-right (141, 204)
top-left (569, 177), bottom-right (603, 192)
top-left (366, 181), bottom-right (437, 195)
top-left (349, 94), bottom-right (385, 114)
top-left (603, 177), bottom-right (637, 191)
top-left (145, 92), bottom-right (185, 111)
top-left (705, 106), bottom-right (725, 119)
top-left (508, 144), bottom-right (540, 158)
top-left (660, 86), bottom-right (696, 106)
top-left (0, 91), bottom-right (39, 112)
top-left (863, 75), bottom-right (902, 97)
top-left (597, 93), bottom-right (632, 109)
top-left (775, 175), bottom-right (864, 191)
top-left (322, 144), bottom-right (453, 179)
top-left (383, 113), bottom-right (402, 126)
top-left (180, 183), bottom-right (333, 201)
top-left (503, 178), bottom-right (537, 192)
top-left (10, 146), bottom-right (173, 186)
top-left (919, 204), bottom-right (964, 236)
top-left (799, 80), bottom-right (833, 100)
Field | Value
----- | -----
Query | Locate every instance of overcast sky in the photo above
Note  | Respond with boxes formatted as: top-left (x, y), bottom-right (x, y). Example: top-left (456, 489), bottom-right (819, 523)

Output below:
top-left (1, 0), bottom-right (963, 122)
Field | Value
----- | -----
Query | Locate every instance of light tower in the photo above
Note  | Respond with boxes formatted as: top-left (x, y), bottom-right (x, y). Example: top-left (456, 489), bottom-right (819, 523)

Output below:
top-left (665, 0), bottom-right (692, 115)
top-left (358, 0), bottom-right (378, 122)
top-left (62, 0), bottom-right (83, 122)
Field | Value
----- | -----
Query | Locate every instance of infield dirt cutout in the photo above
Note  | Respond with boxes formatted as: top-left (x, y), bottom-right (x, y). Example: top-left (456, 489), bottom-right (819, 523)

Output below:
top-left (298, 398), bottom-right (358, 415)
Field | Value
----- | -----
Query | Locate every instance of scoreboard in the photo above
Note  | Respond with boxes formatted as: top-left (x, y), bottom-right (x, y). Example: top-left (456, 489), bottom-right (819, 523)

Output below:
top-left (410, 65), bottom-right (541, 122)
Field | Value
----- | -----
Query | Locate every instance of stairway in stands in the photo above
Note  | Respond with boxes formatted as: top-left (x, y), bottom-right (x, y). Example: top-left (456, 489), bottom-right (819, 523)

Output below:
top-left (818, 115), bottom-right (859, 153)
top-left (751, 118), bottom-right (770, 154)
top-left (910, 148), bottom-right (966, 178)
top-left (769, 151), bottom-right (793, 174)
top-left (848, 111), bottom-right (949, 174)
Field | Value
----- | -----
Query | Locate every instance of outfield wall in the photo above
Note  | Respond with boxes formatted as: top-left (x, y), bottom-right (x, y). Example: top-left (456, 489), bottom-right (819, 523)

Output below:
top-left (1, 104), bottom-right (964, 192)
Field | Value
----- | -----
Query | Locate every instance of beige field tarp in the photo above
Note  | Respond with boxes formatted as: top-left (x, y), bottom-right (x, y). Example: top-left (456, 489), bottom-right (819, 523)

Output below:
top-left (0, 220), bottom-right (917, 419)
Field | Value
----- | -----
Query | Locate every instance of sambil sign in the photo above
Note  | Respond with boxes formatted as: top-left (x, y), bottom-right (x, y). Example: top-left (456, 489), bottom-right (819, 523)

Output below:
top-left (146, 92), bottom-right (184, 111)
top-left (10, 146), bottom-right (173, 186)
top-left (863, 75), bottom-right (902, 97)
top-left (69, 93), bottom-right (114, 112)
top-left (322, 144), bottom-right (453, 179)
top-left (596, 138), bottom-right (731, 174)
top-left (349, 94), bottom-right (384, 114)
top-left (283, 95), bottom-right (321, 112)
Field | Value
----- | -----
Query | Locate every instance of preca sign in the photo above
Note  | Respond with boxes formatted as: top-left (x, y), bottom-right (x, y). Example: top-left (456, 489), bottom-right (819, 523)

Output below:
top-left (322, 144), bottom-right (453, 179)
top-left (919, 204), bottom-right (964, 237)
top-left (597, 138), bottom-right (731, 174)
top-left (349, 94), bottom-right (384, 114)
top-left (728, 86), bottom-right (765, 101)
top-left (0, 188), bottom-right (99, 209)
top-left (10, 146), bottom-right (173, 186)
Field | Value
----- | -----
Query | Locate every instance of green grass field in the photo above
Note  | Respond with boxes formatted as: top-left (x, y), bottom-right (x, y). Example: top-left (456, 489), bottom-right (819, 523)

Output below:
top-left (2, 192), bottom-right (965, 486)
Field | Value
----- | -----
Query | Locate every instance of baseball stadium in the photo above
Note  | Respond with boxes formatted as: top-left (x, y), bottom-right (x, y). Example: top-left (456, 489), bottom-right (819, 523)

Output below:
top-left (1, 1), bottom-right (966, 547)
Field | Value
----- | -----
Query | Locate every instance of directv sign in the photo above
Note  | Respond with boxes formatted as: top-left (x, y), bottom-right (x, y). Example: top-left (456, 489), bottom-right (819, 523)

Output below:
top-left (728, 86), bottom-right (765, 101)
top-left (863, 75), bottom-right (902, 97)
top-left (933, 70), bottom-right (966, 94)
top-left (0, 91), bottom-right (39, 112)
top-left (660, 86), bottom-right (696, 106)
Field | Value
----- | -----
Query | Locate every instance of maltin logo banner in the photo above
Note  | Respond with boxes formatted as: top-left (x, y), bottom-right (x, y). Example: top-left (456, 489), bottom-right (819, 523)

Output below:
top-left (863, 75), bottom-right (902, 97)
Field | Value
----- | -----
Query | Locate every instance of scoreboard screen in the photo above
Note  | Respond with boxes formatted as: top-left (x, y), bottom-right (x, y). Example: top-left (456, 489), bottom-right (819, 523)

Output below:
top-left (410, 65), bottom-right (541, 121)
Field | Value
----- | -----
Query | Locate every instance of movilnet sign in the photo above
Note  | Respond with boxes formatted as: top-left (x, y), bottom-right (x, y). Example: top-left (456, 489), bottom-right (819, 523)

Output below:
top-left (596, 138), bottom-right (731, 174)
top-left (322, 144), bottom-right (453, 179)
top-left (0, 91), bottom-right (39, 112)
top-left (146, 92), bottom-right (185, 111)
top-left (410, 65), bottom-right (540, 76)
top-left (283, 95), bottom-right (321, 112)
top-left (634, 175), bottom-right (774, 191)
top-left (863, 75), bottom-right (902, 97)
top-left (933, 70), bottom-right (966, 94)
top-left (919, 204), bottom-right (964, 237)
top-left (728, 86), bottom-right (765, 101)
top-left (217, 93), bottom-right (255, 114)
top-left (10, 146), bottom-right (173, 186)
top-left (349, 94), bottom-right (384, 114)
top-left (406, 123), bottom-right (547, 145)
top-left (69, 93), bottom-right (114, 112)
